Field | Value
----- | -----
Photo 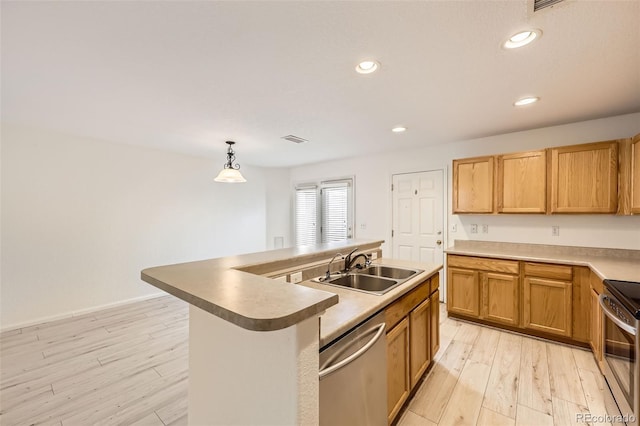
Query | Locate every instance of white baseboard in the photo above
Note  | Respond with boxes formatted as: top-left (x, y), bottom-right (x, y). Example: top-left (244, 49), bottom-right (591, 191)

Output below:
top-left (0, 292), bottom-right (167, 333)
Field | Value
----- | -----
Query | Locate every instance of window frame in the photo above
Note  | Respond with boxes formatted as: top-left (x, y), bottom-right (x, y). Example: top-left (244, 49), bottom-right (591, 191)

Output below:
top-left (293, 176), bottom-right (355, 246)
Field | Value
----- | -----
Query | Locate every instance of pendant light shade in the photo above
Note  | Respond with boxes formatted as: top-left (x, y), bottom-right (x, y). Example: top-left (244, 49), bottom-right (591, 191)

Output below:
top-left (214, 141), bottom-right (246, 183)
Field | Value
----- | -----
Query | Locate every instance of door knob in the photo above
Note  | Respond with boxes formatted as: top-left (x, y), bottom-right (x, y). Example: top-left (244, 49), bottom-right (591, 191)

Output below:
top-left (436, 240), bottom-right (442, 245)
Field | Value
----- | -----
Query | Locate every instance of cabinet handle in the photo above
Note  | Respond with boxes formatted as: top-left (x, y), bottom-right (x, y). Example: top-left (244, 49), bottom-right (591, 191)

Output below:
top-left (436, 240), bottom-right (442, 245)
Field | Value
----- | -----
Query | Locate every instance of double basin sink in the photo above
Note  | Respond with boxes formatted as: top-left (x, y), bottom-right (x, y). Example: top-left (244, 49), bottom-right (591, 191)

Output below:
top-left (314, 265), bottom-right (423, 295)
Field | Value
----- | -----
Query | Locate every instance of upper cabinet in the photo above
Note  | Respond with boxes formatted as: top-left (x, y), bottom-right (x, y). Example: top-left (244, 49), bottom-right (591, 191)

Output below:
top-left (631, 133), bottom-right (640, 214)
top-left (548, 141), bottom-right (618, 213)
top-left (497, 150), bottom-right (546, 213)
top-left (452, 156), bottom-right (494, 214)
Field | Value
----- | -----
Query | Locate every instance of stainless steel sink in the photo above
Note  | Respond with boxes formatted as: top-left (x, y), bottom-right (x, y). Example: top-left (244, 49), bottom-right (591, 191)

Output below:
top-left (324, 274), bottom-right (400, 294)
top-left (359, 265), bottom-right (420, 280)
top-left (315, 265), bottom-right (423, 295)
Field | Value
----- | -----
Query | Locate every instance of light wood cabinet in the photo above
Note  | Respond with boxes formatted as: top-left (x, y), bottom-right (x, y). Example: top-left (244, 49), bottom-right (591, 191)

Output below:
top-left (497, 150), bottom-right (547, 213)
top-left (447, 267), bottom-right (480, 317)
top-left (430, 289), bottom-right (440, 359)
top-left (631, 133), bottom-right (640, 214)
top-left (452, 156), bottom-right (494, 213)
top-left (523, 277), bottom-right (573, 337)
top-left (385, 277), bottom-right (440, 424)
top-left (386, 317), bottom-right (409, 424)
top-left (482, 272), bottom-right (520, 326)
top-left (447, 255), bottom-right (519, 326)
top-left (589, 271), bottom-right (604, 371)
top-left (409, 298), bottom-right (431, 389)
top-left (548, 141), bottom-right (618, 213)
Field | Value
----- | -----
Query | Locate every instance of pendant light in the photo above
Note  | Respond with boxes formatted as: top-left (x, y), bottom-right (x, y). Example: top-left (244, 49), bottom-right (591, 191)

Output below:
top-left (214, 141), bottom-right (247, 183)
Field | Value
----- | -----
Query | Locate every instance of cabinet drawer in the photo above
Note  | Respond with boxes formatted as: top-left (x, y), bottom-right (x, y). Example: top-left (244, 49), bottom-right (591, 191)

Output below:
top-left (448, 255), bottom-right (519, 274)
top-left (524, 262), bottom-right (573, 280)
top-left (385, 279), bottom-right (430, 331)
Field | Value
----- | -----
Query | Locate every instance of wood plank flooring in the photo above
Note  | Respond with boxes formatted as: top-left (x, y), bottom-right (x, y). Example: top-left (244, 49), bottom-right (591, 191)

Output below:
top-left (1, 296), bottom-right (614, 426)
top-left (0, 296), bottom-right (189, 426)
top-left (399, 305), bottom-right (614, 426)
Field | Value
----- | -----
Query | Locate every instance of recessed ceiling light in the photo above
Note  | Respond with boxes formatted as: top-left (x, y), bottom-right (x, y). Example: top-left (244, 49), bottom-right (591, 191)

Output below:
top-left (355, 60), bottom-right (380, 74)
top-left (391, 126), bottom-right (407, 133)
top-left (514, 96), bottom-right (540, 106)
top-left (503, 29), bottom-right (542, 49)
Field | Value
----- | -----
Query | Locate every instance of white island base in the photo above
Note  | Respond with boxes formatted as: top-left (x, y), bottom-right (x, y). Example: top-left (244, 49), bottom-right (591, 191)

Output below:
top-left (188, 305), bottom-right (321, 425)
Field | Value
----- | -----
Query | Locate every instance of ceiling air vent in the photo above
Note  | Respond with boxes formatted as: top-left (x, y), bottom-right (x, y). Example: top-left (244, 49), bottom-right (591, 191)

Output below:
top-left (281, 135), bottom-right (308, 144)
top-left (534, 0), bottom-right (565, 12)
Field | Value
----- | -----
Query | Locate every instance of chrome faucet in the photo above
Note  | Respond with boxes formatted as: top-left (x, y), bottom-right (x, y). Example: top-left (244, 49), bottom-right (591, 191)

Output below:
top-left (324, 252), bottom-right (344, 281)
top-left (343, 248), bottom-right (371, 272)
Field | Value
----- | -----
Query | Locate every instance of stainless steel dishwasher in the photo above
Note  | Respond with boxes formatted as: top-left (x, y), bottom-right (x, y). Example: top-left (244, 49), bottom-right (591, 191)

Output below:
top-left (319, 311), bottom-right (387, 426)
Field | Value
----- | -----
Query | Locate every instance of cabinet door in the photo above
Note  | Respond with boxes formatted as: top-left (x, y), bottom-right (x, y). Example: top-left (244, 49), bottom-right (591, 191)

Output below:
top-left (549, 141), bottom-right (618, 213)
top-left (409, 298), bottom-right (431, 389)
top-left (447, 267), bottom-right (480, 317)
top-left (590, 288), bottom-right (603, 368)
top-left (497, 150), bottom-right (546, 213)
top-left (523, 277), bottom-right (573, 337)
top-left (631, 133), bottom-right (640, 214)
top-left (430, 290), bottom-right (440, 359)
top-left (482, 272), bottom-right (520, 326)
top-left (452, 156), bottom-right (494, 213)
top-left (387, 317), bottom-right (410, 424)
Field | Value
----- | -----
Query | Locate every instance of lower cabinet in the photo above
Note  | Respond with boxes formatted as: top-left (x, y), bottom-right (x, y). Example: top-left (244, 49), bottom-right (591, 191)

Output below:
top-left (447, 255), bottom-right (593, 346)
top-left (523, 277), bottom-right (572, 337)
top-left (483, 272), bottom-right (519, 326)
top-left (522, 262), bottom-right (574, 338)
top-left (430, 289), bottom-right (440, 358)
top-left (385, 277), bottom-right (440, 424)
top-left (386, 317), bottom-right (410, 424)
top-left (447, 256), bottom-right (519, 327)
top-left (589, 271), bottom-right (604, 371)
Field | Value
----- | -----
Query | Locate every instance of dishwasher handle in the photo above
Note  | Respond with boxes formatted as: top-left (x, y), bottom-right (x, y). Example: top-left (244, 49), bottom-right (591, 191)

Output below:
top-left (319, 323), bottom-right (386, 379)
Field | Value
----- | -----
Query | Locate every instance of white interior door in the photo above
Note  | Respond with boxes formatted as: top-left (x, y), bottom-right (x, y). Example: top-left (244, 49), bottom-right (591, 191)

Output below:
top-left (392, 170), bottom-right (445, 300)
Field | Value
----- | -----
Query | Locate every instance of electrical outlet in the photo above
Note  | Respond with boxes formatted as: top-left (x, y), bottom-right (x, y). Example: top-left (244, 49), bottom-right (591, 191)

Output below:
top-left (452, 224), bottom-right (457, 233)
top-left (290, 271), bottom-right (303, 283)
top-left (360, 223), bottom-right (366, 230)
top-left (482, 224), bottom-right (489, 233)
top-left (552, 226), bottom-right (560, 237)
top-left (471, 224), bottom-right (478, 234)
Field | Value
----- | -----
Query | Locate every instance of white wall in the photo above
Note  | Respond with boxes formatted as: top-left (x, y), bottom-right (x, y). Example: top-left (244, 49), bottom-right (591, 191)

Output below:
top-left (290, 113), bottom-right (640, 253)
top-left (1, 125), bottom-right (273, 329)
top-left (264, 168), bottom-right (292, 249)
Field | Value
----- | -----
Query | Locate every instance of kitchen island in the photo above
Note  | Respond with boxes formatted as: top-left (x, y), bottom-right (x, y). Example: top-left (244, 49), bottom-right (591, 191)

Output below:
top-left (141, 240), bottom-right (442, 426)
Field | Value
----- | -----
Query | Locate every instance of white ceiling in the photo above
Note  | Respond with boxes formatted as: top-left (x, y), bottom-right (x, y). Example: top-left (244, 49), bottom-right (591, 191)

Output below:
top-left (2, 0), bottom-right (639, 167)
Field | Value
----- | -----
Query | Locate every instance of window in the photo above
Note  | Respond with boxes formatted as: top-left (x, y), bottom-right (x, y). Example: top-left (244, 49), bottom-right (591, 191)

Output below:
top-left (294, 178), bottom-right (354, 246)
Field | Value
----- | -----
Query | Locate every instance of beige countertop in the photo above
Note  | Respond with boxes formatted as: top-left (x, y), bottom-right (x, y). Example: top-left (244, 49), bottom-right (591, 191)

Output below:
top-left (299, 259), bottom-right (443, 348)
top-left (141, 239), bottom-right (383, 331)
top-left (445, 240), bottom-right (639, 282)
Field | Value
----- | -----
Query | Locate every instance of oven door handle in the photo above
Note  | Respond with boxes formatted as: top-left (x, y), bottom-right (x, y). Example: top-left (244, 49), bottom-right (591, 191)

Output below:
top-left (599, 293), bottom-right (637, 336)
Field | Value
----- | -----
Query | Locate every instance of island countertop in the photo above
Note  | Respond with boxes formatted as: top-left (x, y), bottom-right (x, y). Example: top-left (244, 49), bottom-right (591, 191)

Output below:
top-left (141, 239), bottom-right (383, 331)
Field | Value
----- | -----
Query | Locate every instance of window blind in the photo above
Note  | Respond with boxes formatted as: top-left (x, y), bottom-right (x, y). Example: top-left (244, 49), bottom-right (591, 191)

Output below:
top-left (295, 186), bottom-right (317, 246)
top-left (321, 182), bottom-right (350, 243)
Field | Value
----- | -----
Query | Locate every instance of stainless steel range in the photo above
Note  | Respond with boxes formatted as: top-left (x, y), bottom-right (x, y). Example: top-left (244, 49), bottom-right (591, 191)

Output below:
top-left (601, 279), bottom-right (640, 425)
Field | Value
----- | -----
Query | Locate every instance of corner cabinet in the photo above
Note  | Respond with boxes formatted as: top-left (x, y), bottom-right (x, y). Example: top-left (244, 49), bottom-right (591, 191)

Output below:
top-left (385, 275), bottom-right (440, 424)
top-left (452, 156), bottom-right (494, 213)
top-left (497, 150), bottom-right (547, 213)
top-left (548, 141), bottom-right (618, 213)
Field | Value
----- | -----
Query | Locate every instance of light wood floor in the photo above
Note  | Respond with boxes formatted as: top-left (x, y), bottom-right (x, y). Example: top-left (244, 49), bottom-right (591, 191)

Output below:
top-left (398, 305), bottom-right (613, 426)
top-left (1, 296), bottom-right (611, 426)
